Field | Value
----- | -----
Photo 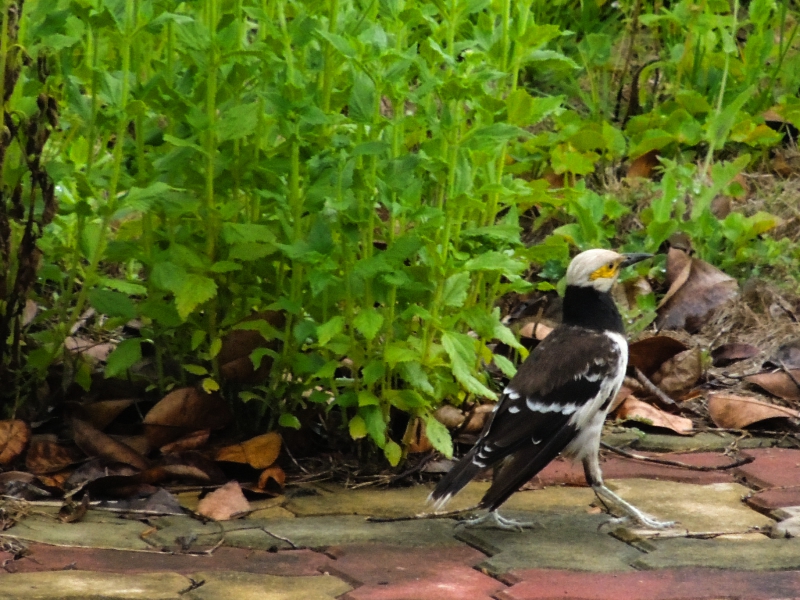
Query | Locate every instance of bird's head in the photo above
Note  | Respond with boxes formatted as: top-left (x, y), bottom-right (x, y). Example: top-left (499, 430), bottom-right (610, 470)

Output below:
top-left (565, 249), bottom-right (652, 293)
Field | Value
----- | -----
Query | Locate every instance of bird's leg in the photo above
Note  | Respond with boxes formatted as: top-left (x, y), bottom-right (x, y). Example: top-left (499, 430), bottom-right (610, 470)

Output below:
top-left (583, 455), bottom-right (675, 530)
top-left (460, 511), bottom-right (536, 531)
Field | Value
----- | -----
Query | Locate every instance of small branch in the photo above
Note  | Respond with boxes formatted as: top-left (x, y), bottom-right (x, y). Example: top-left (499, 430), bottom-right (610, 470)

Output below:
top-left (261, 527), bottom-right (298, 549)
top-left (601, 442), bottom-right (755, 471)
top-left (367, 505), bottom-right (480, 523)
top-left (634, 367), bottom-right (676, 406)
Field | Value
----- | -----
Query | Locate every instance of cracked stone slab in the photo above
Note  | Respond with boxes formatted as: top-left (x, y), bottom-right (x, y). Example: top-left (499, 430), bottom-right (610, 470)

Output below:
top-left (498, 568), bottom-right (800, 600)
top-left (2, 513), bottom-right (155, 552)
top-left (630, 432), bottom-right (778, 453)
top-left (0, 571), bottom-right (191, 599)
top-left (736, 448), bottom-right (800, 489)
top-left (185, 572), bottom-right (351, 600)
top-left (605, 479), bottom-right (773, 535)
top-left (455, 512), bottom-right (642, 575)
top-left (145, 516), bottom-right (295, 552)
top-left (634, 537), bottom-right (800, 570)
top-left (286, 483), bottom-right (595, 518)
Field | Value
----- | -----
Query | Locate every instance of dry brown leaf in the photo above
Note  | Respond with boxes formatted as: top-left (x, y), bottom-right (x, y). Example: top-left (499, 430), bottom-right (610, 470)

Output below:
top-left (64, 336), bottom-right (115, 363)
top-left (257, 465), bottom-right (286, 493)
top-left (462, 404), bottom-right (495, 433)
top-left (66, 458), bottom-right (140, 490)
top-left (402, 417), bottom-right (433, 454)
top-left (518, 321), bottom-right (553, 340)
top-left (82, 399), bottom-right (137, 431)
top-left (196, 481), bottom-right (250, 521)
top-left (58, 494), bottom-right (90, 524)
top-left (650, 348), bottom-right (703, 398)
top-left (615, 396), bottom-right (693, 434)
top-left (626, 149), bottom-right (660, 179)
top-left (0, 420), bottom-right (30, 465)
top-left (25, 435), bottom-right (83, 474)
top-left (22, 299), bottom-right (38, 327)
top-left (745, 371), bottom-right (800, 401)
top-left (72, 419), bottom-right (149, 471)
top-left (143, 387), bottom-right (232, 448)
top-left (609, 385), bottom-right (634, 413)
top-left (628, 336), bottom-right (689, 377)
top-left (215, 432), bottom-right (281, 469)
top-left (219, 311), bottom-right (285, 383)
top-left (160, 430), bottom-right (211, 454)
top-left (37, 470), bottom-right (72, 489)
top-left (434, 405), bottom-right (465, 429)
top-left (711, 343), bottom-right (760, 367)
top-left (656, 249), bottom-right (738, 332)
top-left (775, 341), bottom-right (800, 370)
top-left (707, 393), bottom-right (800, 429)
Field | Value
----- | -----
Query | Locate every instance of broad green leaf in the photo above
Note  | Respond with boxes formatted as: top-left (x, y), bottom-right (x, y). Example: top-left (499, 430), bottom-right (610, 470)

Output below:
top-left (363, 361), bottom-right (386, 385)
top-left (202, 378), bottom-right (219, 393)
top-left (349, 415), bottom-right (367, 440)
top-left (358, 390), bottom-right (381, 406)
top-left (105, 339), bottom-right (142, 378)
top-left (385, 343), bottom-right (419, 366)
top-left (88, 289), bottom-right (136, 320)
top-left (361, 405), bottom-right (386, 447)
top-left (442, 332), bottom-right (497, 400)
top-left (354, 308), bottom-right (384, 341)
top-left (349, 71), bottom-right (376, 124)
top-left (218, 102), bottom-right (258, 141)
top-left (317, 316), bottom-right (345, 346)
top-left (279, 414), bottom-right (302, 429)
top-left (442, 272), bottom-right (471, 308)
top-left (423, 415), bottom-right (453, 458)
top-left (384, 440), bottom-right (402, 466)
top-left (493, 354), bottom-right (517, 378)
top-left (175, 275), bottom-right (217, 320)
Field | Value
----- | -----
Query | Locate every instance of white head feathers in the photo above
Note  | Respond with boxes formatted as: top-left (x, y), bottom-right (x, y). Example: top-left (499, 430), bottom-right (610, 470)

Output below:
top-left (565, 249), bottom-right (625, 293)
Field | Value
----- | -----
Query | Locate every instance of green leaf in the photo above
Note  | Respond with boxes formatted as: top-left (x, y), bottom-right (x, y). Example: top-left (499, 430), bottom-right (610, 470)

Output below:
top-left (88, 289), bottom-right (136, 320)
top-left (184, 364), bottom-right (208, 376)
top-left (349, 71), bottom-right (376, 124)
top-left (360, 405), bottom-right (386, 447)
top-left (706, 86), bottom-right (756, 149)
top-left (362, 360), bottom-right (386, 385)
top-left (317, 316), bottom-right (345, 346)
top-left (442, 272), bottom-right (471, 308)
top-left (218, 102), bottom-right (258, 141)
top-left (441, 332), bottom-right (497, 400)
top-left (358, 390), bottom-right (381, 406)
top-left (493, 354), bottom-right (517, 378)
top-left (105, 339), bottom-right (142, 378)
top-left (279, 413), bottom-right (302, 429)
top-left (354, 308), bottom-right (384, 341)
top-left (423, 415), bottom-right (453, 458)
top-left (384, 440), bottom-right (402, 466)
top-left (385, 343), bottom-right (419, 366)
top-left (175, 275), bottom-right (217, 320)
top-left (349, 415), bottom-right (368, 440)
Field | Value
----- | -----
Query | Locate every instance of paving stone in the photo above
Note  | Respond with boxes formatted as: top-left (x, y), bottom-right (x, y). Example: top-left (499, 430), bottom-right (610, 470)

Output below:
top-left (736, 448), bottom-right (800, 489)
top-left (534, 453), bottom-right (736, 487)
top-left (746, 486), bottom-right (800, 512)
top-left (2, 543), bottom-right (331, 577)
top-left (3, 513), bottom-right (155, 552)
top-left (631, 432), bottom-right (737, 452)
top-left (605, 479), bottom-right (773, 534)
top-left (286, 482), bottom-right (595, 518)
top-left (146, 516), bottom-right (298, 552)
top-left (0, 570), bottom-right (190, 599)
top-left (498, 568), bottom-right (800, 600)
top-left (454, 512), bottom-right (642, 576)
top-left (324, 544), bottom-right (504, 600)
top-left (771, 515), bottom-right (800, 538)
top-left (185, 571), bottom-right (351, 600)
top-left (635, 537), bottom-right (800, 570)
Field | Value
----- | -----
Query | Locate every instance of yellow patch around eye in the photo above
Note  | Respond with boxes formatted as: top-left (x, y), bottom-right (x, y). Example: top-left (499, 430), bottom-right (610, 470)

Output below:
top-left (590, 263), bottom-right (619, 280)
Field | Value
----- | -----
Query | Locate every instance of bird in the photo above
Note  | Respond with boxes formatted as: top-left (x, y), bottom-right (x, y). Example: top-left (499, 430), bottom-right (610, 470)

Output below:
top-left (429, 248), bottom-right (674, 530)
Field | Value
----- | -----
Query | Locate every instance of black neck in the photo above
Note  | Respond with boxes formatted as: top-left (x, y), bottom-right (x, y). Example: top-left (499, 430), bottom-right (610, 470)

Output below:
top-left (562, 285), bottom-right (625, 334)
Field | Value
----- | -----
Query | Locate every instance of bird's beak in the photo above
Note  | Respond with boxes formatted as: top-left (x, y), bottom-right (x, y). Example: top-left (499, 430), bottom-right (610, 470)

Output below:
top-left (620, 253), bottom-right (653, 268)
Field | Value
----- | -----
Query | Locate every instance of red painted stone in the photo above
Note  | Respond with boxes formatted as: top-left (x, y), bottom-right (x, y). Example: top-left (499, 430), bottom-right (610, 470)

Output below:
top-left (324, 544), bottom-right (504, 600)
top-left (499, 568), bottom-right (800, 600)
top-left (746, 486), bottom-right (800, 512)
top-left (736, 448), bottom-right (800, 489)
top-left (4, 543), bottom-right (330, 576)
top-left (533, 453), bottom-right (736, 487)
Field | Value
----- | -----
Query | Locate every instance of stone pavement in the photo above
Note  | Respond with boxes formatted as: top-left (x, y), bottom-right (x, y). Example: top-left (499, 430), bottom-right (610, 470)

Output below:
top-left (2, 436), bottom-right (800, 599)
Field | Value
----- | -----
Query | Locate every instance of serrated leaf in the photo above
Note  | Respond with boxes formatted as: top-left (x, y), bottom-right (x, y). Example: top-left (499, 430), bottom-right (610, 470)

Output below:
top-left (361, 405), bottom-right (386, 447)
top-left (493, 354), bottom-right (517, 377)
top-left (279, 413), bottom-right (301, 429)
top-left (354, 308), bottom-right (384, 341)
top-left (175, 275), bottom-right (217, 320)
top-left (363, 360), bottom-right (386, 385)
top-left (88, 289), bottom-right (136, 320)
top-left (317, 316), bottom-right (345, 346)
top-left (422, 415), bottom-right (453, 458)
top-left (442, 272), bottom-right (471, 308)
top-left (358, 390), bottom-right (380, 406)
top-left (442, 332), bottom-right (497, 400)
top-left (104, 339), bottom-right (142, 378)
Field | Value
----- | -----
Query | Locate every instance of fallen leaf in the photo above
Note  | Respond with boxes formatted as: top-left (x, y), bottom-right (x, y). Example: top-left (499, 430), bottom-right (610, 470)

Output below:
top-left (627, 149), bottom-right (660, 179)
top-left (711, 343), bottom-right (760, 367)
top-left (518, 321), bottom-right (553, 340)
top-left (219, 311), bottom-right (285, 383)
top-left (22, 299), bottom-right (38, 326)
top-left (0, 471), bottom-right (52, 500)
top-left (64, 336), bottom-right (115, 363)
top-left (775, 341), bottom-right (800, 370)
top-left (707, 393), bottom-right (800, 429)
top-left (215, 432), bottom-right (281, 469)
top-left (434, 405), bottom-right (465, 429)
top-left (402, 417), bottom-right (433, 454)
top-left (462, 404), bottom-right (495, 433)
top-left (143, 387), bottom-right (232, 448)
top-left (196, 481), bottom-right (250, 520)
top-left (656, 249), bottom-right (738, 332)
top-left (745, 371), bottom-right (800, 401)
top-left (58, 494), bottom-right (90, 523)
top-left (25, 435), bottom-right (83, 474)
top-left (609, 385), bottom-right (634, 413)
top-left (257, 465), bottom-right (286, 493)
top-left (160, 430), bottom-right (210, 454)
top-left (65, 459), bottom-right (140, 490)
top-left (81, 399), bottom-right (137, 431)
top-left (72, 418), bottom-right (149, 471)
top-left (37, 470), bottom-right (72, 489)
top-left (628, 336), bottom-right (689, 377)
top-left (650, 348), bottom-right (703, 398)
top-left (0, 420), bottom-right (30, 465)
top-left (614, 396), bottom-right (693, 434)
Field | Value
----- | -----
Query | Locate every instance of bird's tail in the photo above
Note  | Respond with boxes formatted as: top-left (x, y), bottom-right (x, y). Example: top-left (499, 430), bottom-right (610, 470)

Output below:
top-left (427, 447), bottom-right (485, 512)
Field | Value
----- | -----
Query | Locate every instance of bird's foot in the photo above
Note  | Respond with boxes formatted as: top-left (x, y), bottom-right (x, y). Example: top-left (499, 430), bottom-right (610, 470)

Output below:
top-left (592, 485), bottom-right (676, 530)
top-left (459, 511), bottom-right (535, 531)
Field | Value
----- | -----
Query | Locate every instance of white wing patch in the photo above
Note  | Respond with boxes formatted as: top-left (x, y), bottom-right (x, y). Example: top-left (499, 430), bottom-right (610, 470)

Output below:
top-left (525, 399), bottom-right (579, 415)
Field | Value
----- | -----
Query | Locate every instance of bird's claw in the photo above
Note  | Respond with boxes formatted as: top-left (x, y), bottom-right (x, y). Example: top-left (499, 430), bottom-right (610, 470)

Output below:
top-left (460, 511), bottom-right (536, 531)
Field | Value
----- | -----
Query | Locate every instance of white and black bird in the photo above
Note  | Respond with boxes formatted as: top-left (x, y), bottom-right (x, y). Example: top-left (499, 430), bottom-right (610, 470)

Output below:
top-left (429, 249), bottom-right (673, 530)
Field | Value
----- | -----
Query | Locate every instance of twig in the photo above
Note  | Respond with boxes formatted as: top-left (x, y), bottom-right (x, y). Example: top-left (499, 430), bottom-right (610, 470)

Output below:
top-left (366, 505), bottom-right (481, 523)
top-left (281, 434), bottom-right (310, 475)
top-left (261, 527), bottom-right (298, 549)
top-left (601, 442), bottom-right (755, 471)
top-left (633, 367), bottom-right (676, 406)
